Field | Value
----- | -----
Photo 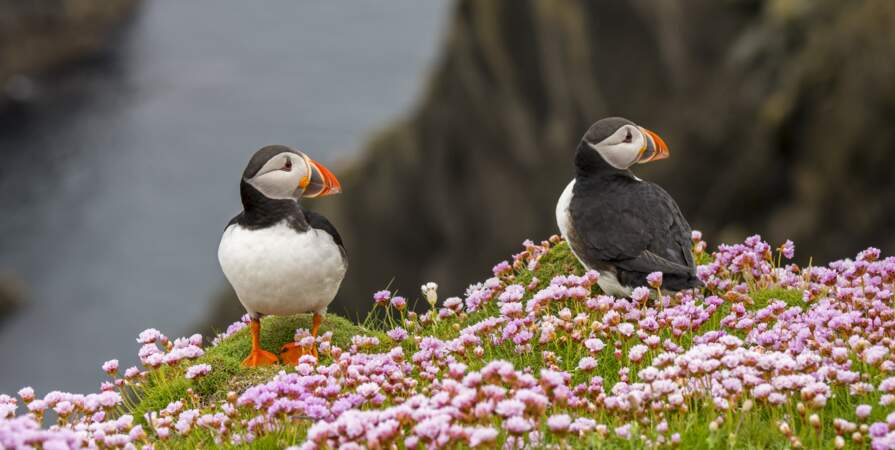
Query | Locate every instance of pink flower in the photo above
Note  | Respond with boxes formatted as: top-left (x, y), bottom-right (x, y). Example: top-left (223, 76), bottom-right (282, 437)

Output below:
top-left (137, 328), bottom-right (164, 344)
top-left (373, 290), bottom-right (391, 306)
top-left (857, 404), bottom-right (872, 421)
top-left (124, 366), bottom-right (141, 379)
top-left (585, 338), bottom-right (605, 353)
top-left (628, 345), bottom-right (648, 363)
top-left (387, 327), bottom-right (408, 342)
top-left (864, 346), bottom-right (889, 365)
top-left (390, 296), bottom-right (407, 310)
top-left (577, 357), bottom-right (597, 371)
top-left (617, 323), bottom-right (635, 337)
top-left (547, 414), bottom-right (571, 432)
top-left (468, 427), bottom-right (498, 447)
top-left (631, 287), bottom-right (650, 303)
top-left (102, 359), bottom-right (119, 375)
top-left (185, 364), bottom-right (212, 380)
top-left (615, 423), bottom-right (632, 439)
top-left (356, 383), bottom-right (380, 398)
top-left (492, 261), bottom-right (512, 276)
top-left (780, 240), bottom-right (795, 259)
top-left (17, 387), bottom-right (34, 402)
top-left (53, 401), bottom-right (74, 416)
top-left (646, 272), bottom-right (663, 289)
top-left (570, 417), bottom-right (596, 433)
top-left (504, 417), bottom-right (532, 434)
top-left (495, 399), bottom-right (526, 417)
top-left (500, 302), bottom-right (523, 318)
top-left (27, 399), bottom-right (47, 412)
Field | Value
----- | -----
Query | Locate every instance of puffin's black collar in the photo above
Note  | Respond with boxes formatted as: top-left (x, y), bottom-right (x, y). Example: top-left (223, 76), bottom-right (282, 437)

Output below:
top-left (231, 180), bottom-right (309, 232)
top-left (574, 141), bottom-right (633, 179)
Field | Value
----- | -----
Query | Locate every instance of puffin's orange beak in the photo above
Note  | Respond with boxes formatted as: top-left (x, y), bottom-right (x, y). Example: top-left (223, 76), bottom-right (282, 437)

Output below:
top-left (302, 158), bottom-right (342, 198)
top-left (637, 127), bottom-right (670, 164)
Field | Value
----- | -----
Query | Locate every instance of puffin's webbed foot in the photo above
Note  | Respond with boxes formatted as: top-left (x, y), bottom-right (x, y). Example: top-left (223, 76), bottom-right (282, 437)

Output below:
top-left (242, 348), bottom-right (279, 367)
top-left (242, 317), bottom-right (279, 368)
top-left (279, 342), bottom-right (317, 365)
top-left (280, 312), bottom-right (323, 365)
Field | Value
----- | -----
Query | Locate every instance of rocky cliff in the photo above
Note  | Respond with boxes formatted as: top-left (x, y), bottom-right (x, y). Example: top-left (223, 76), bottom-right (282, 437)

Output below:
top-left (0, 0), bottom-right (139, 106)
top-left (0, 273), bottom-right (24, 321)
top-left (0, 0), bottom-right (138, 322)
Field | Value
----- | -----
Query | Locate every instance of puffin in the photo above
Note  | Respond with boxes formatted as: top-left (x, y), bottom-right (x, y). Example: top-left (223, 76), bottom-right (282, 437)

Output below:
top-left (218, 145), bottom-right (346, 367)
top-left (555, 117), bottom-right (701, 297)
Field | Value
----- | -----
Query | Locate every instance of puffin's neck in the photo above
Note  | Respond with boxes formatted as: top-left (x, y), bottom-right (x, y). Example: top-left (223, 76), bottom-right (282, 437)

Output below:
top-left (574, 141), bottom-right (635, 180)
top-left (239, 180), bottom-right (309, 230)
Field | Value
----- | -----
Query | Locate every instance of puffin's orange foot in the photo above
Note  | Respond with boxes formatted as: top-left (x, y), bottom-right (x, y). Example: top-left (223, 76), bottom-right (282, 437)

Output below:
top-left (280, 342), bottom-right (318, 365)
top-left (242, 348), bottom-right (279, 368)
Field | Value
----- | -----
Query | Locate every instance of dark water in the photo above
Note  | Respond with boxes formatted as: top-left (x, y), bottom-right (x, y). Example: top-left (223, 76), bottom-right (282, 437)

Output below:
top-left (0, 0), bottom-right (447, 394)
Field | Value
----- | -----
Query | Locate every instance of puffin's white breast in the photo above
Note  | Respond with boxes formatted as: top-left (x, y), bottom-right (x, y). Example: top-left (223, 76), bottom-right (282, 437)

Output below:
top-left (218, 221), bottom-right (346, 316)
top-left (555, 179), bottom-right (576, 243)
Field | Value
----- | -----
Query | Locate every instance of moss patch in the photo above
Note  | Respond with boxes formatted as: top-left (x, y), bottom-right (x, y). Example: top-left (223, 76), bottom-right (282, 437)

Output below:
top-left (517, 241), bottom-right (586, 291)
top-left (130, 376), bottom-right (190, 423)
top-left (750, 287), bottom-right (803, 309)
top-left (191, 354), bottom-right (241, 400)
top-left (129, 314), bottom-right (384, 420)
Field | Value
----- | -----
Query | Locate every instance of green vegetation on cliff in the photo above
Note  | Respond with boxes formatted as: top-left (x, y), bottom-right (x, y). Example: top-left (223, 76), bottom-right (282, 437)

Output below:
top-left (113, 236), bottom-right (894, 449)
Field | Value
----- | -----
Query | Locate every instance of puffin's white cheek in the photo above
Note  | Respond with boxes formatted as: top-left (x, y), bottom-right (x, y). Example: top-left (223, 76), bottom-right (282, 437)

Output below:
top-left (594, 143), bottom-right (641, 170)
top-left (250, 171), bottom-right (300, 199)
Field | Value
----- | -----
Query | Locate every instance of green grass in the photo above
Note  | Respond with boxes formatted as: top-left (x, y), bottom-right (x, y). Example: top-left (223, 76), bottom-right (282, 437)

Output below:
top-left (123, 241), bottom-right (882, 449)
top-left (517, 241), bottom-right (586, 290)
top-left (130, 375), bottom-right (191, 423)
top-left (750, 286), bottom-right (803, 309)
top-left (129, 314), bottom-right (386, 422)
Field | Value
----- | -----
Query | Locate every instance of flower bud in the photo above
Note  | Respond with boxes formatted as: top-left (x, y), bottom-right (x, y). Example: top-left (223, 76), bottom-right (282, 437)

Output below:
top-left (809, 414), bottom-right (821, 429)
top-left (779, 422), bottom-right (792, 436)
top-left (834, 436), bottom-right (845, 449)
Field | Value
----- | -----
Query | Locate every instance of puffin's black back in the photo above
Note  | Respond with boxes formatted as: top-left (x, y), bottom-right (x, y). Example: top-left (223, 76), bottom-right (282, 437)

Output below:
top-left (569, 141), bottom-right (699, 291)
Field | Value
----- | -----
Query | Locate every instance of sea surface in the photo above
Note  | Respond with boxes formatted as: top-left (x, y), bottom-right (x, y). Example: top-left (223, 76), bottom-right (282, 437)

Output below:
top-left (0, 0), bottom-right (447, 394)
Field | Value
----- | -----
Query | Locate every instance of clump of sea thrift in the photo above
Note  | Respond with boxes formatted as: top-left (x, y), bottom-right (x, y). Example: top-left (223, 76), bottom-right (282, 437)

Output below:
top-left (2, 234), bottom-right (895, 449)
top-left (185, 364), bottom-right (212, 380)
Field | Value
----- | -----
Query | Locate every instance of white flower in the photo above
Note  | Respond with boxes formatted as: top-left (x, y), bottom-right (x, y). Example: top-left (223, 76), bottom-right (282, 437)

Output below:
top-left (421, 282), bottom-right (439, 307)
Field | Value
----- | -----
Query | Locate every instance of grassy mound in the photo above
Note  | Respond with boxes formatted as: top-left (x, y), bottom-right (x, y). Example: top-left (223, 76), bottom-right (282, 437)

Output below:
top-left (10, 236), bottom-right (894, 449)
top-left (131, 314), bottom-right (385, 423)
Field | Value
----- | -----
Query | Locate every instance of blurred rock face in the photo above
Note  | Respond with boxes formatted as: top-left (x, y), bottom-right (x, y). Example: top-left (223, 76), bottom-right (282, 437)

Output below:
top-left (0, 0), bottom-right (139, 105)
top-left (0, 272), bottom-right (25, 321)
top-left (314, 0), bottom-right (895, 315)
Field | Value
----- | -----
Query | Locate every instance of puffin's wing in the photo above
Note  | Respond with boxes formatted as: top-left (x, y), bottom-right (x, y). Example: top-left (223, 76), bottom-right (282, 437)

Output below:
top-left (571, 178), bottom-right (694, 273)
top-left (303, 209), bottom-right (347, 256)
top-left (652, 182), bottom-right (697, 273)
top-left (569, 177), bottom-right (655, 263)
top-left (619, 181), bottom-right (695, 275)
top-left (621, 249), bottom-right (693, 275)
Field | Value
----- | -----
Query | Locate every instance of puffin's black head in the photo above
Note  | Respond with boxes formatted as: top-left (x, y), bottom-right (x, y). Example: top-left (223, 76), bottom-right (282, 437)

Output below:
top-left (241, 145), bottom-right (341, 202)
top-left (576, 117), bottom-right (670, 175)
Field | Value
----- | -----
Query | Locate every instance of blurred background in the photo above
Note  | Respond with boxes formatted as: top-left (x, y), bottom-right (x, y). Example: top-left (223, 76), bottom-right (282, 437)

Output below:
top-left (0, 0), bottom-right (893, 395)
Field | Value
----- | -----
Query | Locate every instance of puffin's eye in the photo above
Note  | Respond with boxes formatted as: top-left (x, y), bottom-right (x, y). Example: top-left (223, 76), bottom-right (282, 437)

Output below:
top-left (283, 158), bottom-right (293, 171)
top-left (622, 129), bottom-right (633, 144)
